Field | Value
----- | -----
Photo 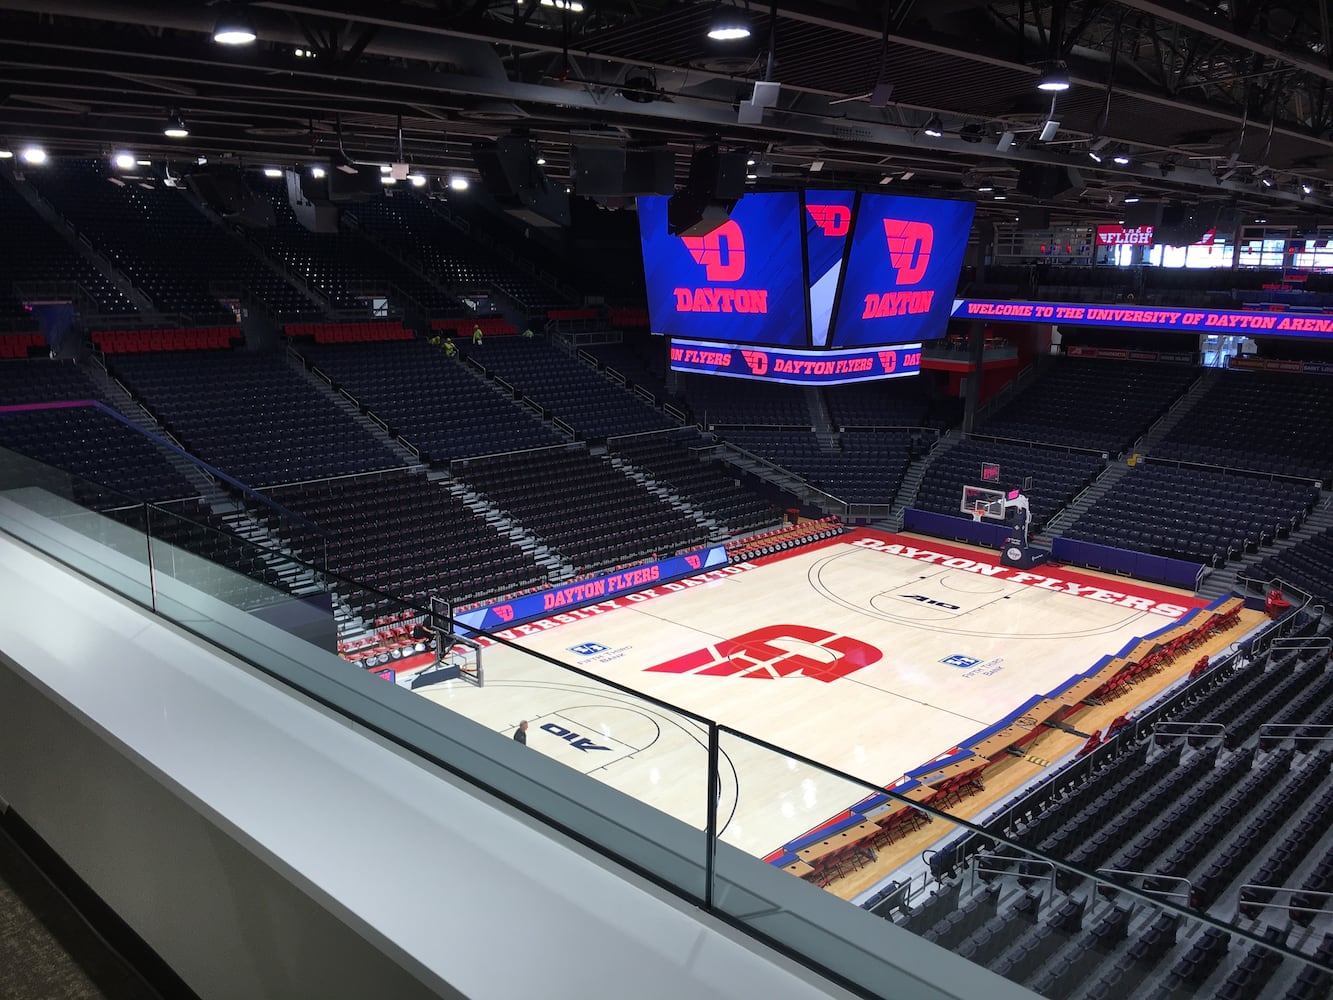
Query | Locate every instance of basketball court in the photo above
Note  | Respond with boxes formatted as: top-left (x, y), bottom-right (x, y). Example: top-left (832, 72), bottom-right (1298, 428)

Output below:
top-left (412, 528), bottom-right (1214, 859)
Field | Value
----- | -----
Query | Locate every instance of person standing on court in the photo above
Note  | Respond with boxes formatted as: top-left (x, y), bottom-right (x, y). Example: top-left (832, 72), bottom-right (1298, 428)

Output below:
top-left (513, 720), bottom-right (528, 745)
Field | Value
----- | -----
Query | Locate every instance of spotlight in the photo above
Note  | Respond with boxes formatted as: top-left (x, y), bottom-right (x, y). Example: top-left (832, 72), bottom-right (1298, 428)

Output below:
top-left (380, 164), bottom-right (392, 174)
top-left (449, 175), bottom-right (469, 191)
top-left (197, 155), bottom-right (208, 165)
top-left (923, 114), bottom-right (943, 138)
top-left (994, 194), bottom-right (1007, 200)
top-left (1124, 197), bottom-right (1140, 203)
top-left (0, 149), bottom-right (11, 159)
top-left (164, 113), bottom-right (189, 138)
top-left (136, 159), bottom-right (151, 166)
top-left (112, 152), bottom-right (136, 170)
top-left (1036, 65), bottom-right (1071, 92)
top-left (381, 175), bottom-right (397, 185)
top-left (1303, 183), bottom-right (1313, 195)
top-left (1261, 176), bottom-right (1274, 188)
top-left (263, 167), bottom-right (282, 178)
top-left (1088, 151), bottom-right (1102, 163)
top-left (706, 6), bottom-right (751, 41)
top-left (310, 166), bottom-right (326, 178)
top-left (410, 174), bottom-right (427, 188)
top-left (978, 185), bottom-right (994, 192)
top-left (212, 5), bottom-right (257, 45)
top-left (20, 146), bottom-right (46, 165)
top-left (536, 157), bottom-right (546, 165)
top-left (1113, 154), bottom-right (1130, 165)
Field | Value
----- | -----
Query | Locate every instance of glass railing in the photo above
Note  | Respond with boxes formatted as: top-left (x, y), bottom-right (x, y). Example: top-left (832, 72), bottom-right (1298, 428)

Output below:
top-left (1, 445), bottom-right (1331, 1000)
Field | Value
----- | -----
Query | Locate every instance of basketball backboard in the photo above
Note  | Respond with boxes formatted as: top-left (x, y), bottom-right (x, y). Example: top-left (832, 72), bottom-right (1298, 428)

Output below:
top-left (960, 484), bottom-right (1007, 521)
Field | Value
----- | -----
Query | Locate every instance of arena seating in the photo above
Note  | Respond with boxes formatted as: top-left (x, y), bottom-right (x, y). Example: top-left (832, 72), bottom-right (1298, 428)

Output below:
top-left (1064, 462), bottom-right (1318, 567)
top-left (881, 613), bottom-right (1333, 997)
top-left (93, 326), bottom-right (241, 353)
top-left (454, 447), bottom-right (709, 574)
top-left (260, 468), bottom-right (547, 615)
top-left (608, 431), bottom-right (778, 533)
top-left (286, 320), bottom-right (414, 345)
top-left (462, 336), bottom-right (676, 439)
top-left (295, 338), bottom-right (563, 462)
top-left (0, 356), bottom-right (98, 404)
top-left (0, 333), bottom-right (45, 358)
top-left (0, 405), bottom-right (198, 503)
top-left (681, 374), bottom-right (811, 427)
top-left (110, 350), bottom-right (400, 486)
top-left (346, 195), bottom-right (567, 310)
top-left (1243, 527), bottom-right (1333, 605)
top-left (430, 317), bottom-right (515, 338)
top-left (717, 429), bottom-right (914, 506)
top-left (824, 380), bottom-right (933, 429)
top-left (247, 178), bottom-right (461, 315)
top-left (977, 359), bottom-right (1196, 454)
top-left (1151, 371), bottom-right (1333, 484)
top-left (915, 439), bottom-right (1105, 530)
top-left (22, 159), bottom-right (315, 319)
top-left (582, 334), bottom-right (677, 403)
top-left (0, 171), bottom-right (135, 317)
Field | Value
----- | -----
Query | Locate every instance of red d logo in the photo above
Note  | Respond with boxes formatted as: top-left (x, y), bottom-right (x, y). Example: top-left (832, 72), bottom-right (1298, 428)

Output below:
top-left (681, 220), bottom-right (746, 282)
top-left (883, 219), bottom-right (934, 285)
top-left (739, 350), bottom-right (769, 374)
top-left (806, 204), bottom-right (851, 237)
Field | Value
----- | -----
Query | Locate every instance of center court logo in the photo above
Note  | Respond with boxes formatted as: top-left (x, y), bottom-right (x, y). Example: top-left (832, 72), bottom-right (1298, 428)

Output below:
top-left (674, 219), bottom-right (769, 315)
top-left (645, 624), bottom-right (881, 683)
top-left (862, 219), bottom-right (936, 319)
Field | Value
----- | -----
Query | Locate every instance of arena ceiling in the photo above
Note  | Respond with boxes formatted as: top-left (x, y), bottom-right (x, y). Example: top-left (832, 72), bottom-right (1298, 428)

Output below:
top-left (1, 0), bottom-right (1332, 225)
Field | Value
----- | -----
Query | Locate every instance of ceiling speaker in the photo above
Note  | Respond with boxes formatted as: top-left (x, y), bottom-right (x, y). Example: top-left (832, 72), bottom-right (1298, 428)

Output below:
top-left (1016, 164), bottom-right (1085, 202)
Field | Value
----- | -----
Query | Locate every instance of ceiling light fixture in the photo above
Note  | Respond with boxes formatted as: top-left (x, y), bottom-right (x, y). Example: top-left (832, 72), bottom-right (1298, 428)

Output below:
top-left (0, 149), bottom-right (12, 159)
top-left (1124, 197), bottom-right (1140, 203)
top-left (381, 176), bottom-right (397, 185)
top-left (994, 194), bottom-right (1006, 200)
top-left (1303, 183), bottom-right (1313, 195)
top-left (163, 113), bottom-right (189, 138)
top-left (20, 146), bottom-right (46, 165)
top-left (809, 159), bottom-right (824, 172)
top-left (310, 166), bottom-right (325, 178)
top-left (706, 6), bottom-right (751, 41)
top-left (978, 185), bottom-right (993, 192)
top-left (212, 5), bottom-right (257, 45)
top-left (1036, 65), bottom-right (1071, 92)
top-left (536, 157), bottom-right (546, 165)
top-left (449, 175), bottom-right (469, 191)
top-left (263, 167), bottom-right (282, 178)
top-left (112, 152), bottom-right (136, 170)
top-left (1088, 151), bottom-right (1102, 163)
top-left (410, 174), bottom-right (427, 187)
top-left (1113, 154), bottom-right (1130, 165)
top-left (923, 114), bottom-right (943, 138)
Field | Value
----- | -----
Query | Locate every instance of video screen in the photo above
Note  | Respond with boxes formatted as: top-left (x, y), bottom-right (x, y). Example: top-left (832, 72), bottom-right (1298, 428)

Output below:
top-left (637, 192), bottom-right (807, 348)
top-left (804, 190), bottom-right (856, 348)
top-left (828, 194), bottom-right (975, 349)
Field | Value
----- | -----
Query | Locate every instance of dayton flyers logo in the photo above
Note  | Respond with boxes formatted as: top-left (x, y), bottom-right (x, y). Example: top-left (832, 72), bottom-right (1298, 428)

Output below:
top-left (878, 350), bottom-right (898, 373)
top-left (883, 219), bottom-right (933, 285)
top-left (680, 220), bottom-right (746, 281)
top-left (739, 350), bottom-right (769, 374)
top-left (645, 624), bottom-right (881, 683)
top-left (863, 219), bottom-right (936, 318)
top-left (806, 204), bottom-right (851, 237)
top-left (684, 554), bottom-right (702, 570)
top-left (492, 604), bottom-right (515, 623)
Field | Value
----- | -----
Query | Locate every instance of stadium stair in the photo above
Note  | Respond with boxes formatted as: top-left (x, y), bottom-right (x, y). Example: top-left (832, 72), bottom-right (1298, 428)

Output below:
top-left (287, 353), bottom-right (422, 468)
top-left (889, 430), bottom-right (963, 528)
top-left (716, 438), bottom-right (841, 515)
top-left (180, 188), bottom-right (329, 316)
top-left (1130, 368), bottom-right (1222, 457)
top-left (3, 170), bottom-right (154, 316)
top-left (805, 388), bottom-right (838, 438)
top-left (80, 356), bottom-right (227, 506)
top-left (605, 449), bottom-right (730, 542)
top-left (1042, 460), bottom-right (1132, 539)
top-left (439, 474), bottom-right (574, 583)
top-left (1226, 491), bottom-right (1333, 601)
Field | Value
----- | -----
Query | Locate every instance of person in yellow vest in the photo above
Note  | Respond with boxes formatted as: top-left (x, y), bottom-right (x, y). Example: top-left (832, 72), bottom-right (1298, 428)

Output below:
top-left (522, 327), bottom-right (535, 339)
top-left (472, 325), bottom-right (483, 346)
top-left (443, 338), bottom-right (457, 358)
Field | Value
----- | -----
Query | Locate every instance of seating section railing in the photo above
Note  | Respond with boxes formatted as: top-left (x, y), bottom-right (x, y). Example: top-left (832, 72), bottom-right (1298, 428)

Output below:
top-left (608, 430), bottom-right (779, 534)
top-left (1064, 462), bottom-right (1319, 567)
top-left (463, 336), bottom-right (675, 439)
top-left (976, 359), bottom-right (1196, 455)
top-left (1152, 370), bottom-right (1333, 485)
top-left (453, 446), bottom-right (710, 575)
top-left (110, 350), bottom-right (400, 486)
top-left (295, 338), bottom-right (562, 463)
